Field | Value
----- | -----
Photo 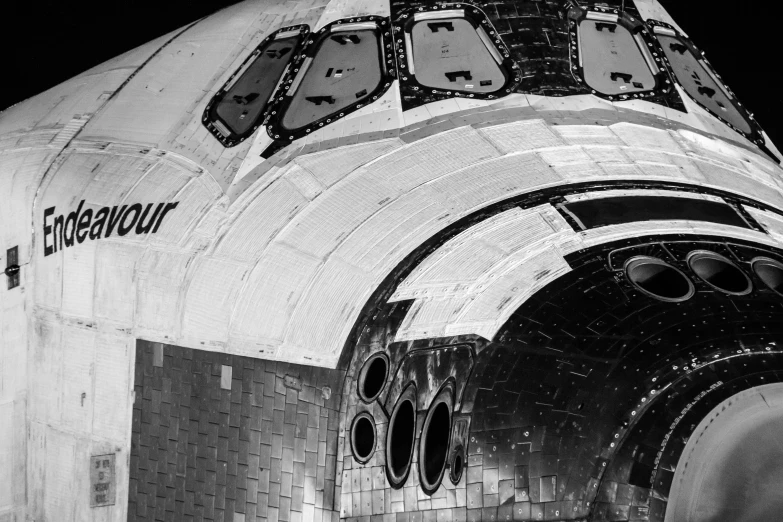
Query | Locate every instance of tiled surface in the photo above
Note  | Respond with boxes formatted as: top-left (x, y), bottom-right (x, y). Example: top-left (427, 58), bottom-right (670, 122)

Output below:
top-left (129, 341), bottom-right (345, 522)
top-left (340, 231), bottom-right (783, 521)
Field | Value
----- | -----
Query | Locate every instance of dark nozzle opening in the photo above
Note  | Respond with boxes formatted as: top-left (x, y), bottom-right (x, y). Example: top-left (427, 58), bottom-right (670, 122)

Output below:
top-left (361, 356), bottom-right (388, 401)
top-left (753, 258), bottom-right (783, 295)
top-left (352, 414), bottom-right (376, 462)
top-left (451, 452), bottom-right (463, 482)
top-left (422, 402), bottom-right (450, 486)
top-left (689, 252), bottom-right (751, 295)
top-left (389, 400), bottom-right (416, 478)
top-left (626, 257), bottom-right (694, 302)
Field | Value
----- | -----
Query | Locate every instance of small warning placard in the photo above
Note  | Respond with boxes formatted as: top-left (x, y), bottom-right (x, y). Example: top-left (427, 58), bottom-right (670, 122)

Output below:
top-left (90, 454), bottom-right (116, 507)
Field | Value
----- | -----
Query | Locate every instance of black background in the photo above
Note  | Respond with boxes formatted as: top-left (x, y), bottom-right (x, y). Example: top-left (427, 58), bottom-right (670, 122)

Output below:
top-left (0, 1), bottom-right (779, 146)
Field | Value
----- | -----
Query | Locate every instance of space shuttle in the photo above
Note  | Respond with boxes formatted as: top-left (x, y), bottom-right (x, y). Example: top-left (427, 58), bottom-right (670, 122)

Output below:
top-left (3, 0), bottom-right (783, 520)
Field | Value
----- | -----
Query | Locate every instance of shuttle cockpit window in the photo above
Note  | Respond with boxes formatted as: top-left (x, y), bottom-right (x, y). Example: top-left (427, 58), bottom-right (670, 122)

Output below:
top-left (203, 26), bottom-right (308, 146)
top-left (577, 12), bottom-right (656, 95)
top-left (265, 17), bottom-right (394, 140)
top-left (409, 12), bottom-right (506, 94)
top-left (567, 7), bottom-right (669, 101)
top-left (396, 7), bottom-right (516, 98)
top-left (281, 25), bottom-right (382, 130)
top-left (652, 24), bottom-right (753, 136)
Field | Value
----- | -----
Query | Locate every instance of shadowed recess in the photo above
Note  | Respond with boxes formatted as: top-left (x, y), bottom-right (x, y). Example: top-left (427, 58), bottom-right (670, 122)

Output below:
top-left (688, 251), bottom-right (752, 295)
top-left (388, 398), bottom-right (416, 482)
top-left (626, 256), bottom-right (694, 302)
top-left (753, 258), bottom-right (783, 295)
top-left (351, 413), bottom-right (376, 462)
top-left (421, 401), bottom-right (451, 489)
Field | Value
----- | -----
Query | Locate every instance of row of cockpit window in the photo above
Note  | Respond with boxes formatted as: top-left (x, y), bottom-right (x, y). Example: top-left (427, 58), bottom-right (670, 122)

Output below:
top-left (202, 6), bottom-right (756, 147)
top-left (626, 252), bottom-right (783, 302)
top-left (350, 353), bottom-right (463, 494)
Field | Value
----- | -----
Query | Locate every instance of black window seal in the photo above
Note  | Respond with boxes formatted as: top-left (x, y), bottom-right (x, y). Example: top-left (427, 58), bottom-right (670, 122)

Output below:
top-left (646, 19), bottom-right (768, 152)
top-left (566, 5), bottom-right (673, 102)
top-left (394, 5), bottom-right (520, 99)
top-left (264, 16), bottom-right (395, 142)
top-left (202, 25), bottom-right (309, 147)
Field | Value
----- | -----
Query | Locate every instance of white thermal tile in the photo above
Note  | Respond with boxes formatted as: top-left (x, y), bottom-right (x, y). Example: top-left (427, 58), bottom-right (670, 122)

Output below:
top-left (634, 162), bottom-right (691, 181)
top-left (284, 163), bottom-right (326, 201)
top-left (428, 152), bottom-right (561, 213)
top-left (296, 139), bottom-right (404, 187)
top-left (60, 326), bottom-right (96, 433)
top-left (284, 257), bottom-right (374, 362)
top-left (610, 122), bottom-right (683, 152)
top-left (599, 163), bottom-right (645, 178)
top-left (370, 126), bottom-right (501, 193)
top-left (149, 176), bottom-right (220, 246)
top-left (135, 249), bottom-right (193, 335)
top-left (554, 125), bottom-right (623, 146)
top-left (478, 119), bottom-right (564, 154)
top-left (314, 0), bottom-right (389, 31)
top-left (624, 147), bottom-right (679, 165)
top-left (0, 149), bottom-right (54, 253)
top-left (408, 245), bottom-right (507, 292)
top-left (40, 152), bottom-right (100, 211)
top-left (182, 258), bottom-right (249, 342)
top-left (0, 305), bottom-right (26, 401)
top-left (449, 247), bottom-right (570, 335)
top-left (276, 173), bottom-right (398, 259)
top-left (394, 298), bottom-right (467, 341)
top-left (335, 190), bottom-right (450, 272)
top-left (583, 145), bottom-right (630, 163)
top-left (701, 163), bottom-right (783, 209)
top-left (124, 159), bottom-right (194, 204)
top-left (553, 161), bottom-right (604, 180)
top-left (570, 221), bottom-right (776, 254)
top-left (0, 402), bottom-right (13, 508)
top-left (61, 239), bottom-right (96, 319)
top-left (34, 248), bottom-right (64, 312)
top-left (230, 242), bottom-right (322, 343)
top-left (94, 242), bottom-right (142, 324)
top-left (28, 320), bottom-right (63, 424)
top-left (474, 207), bottom-right (556, 253)
top-left (537, 146), bottom-right (591, 166)
top-left (80, 154), bottom-right (154, 206)
top-left (394, 207), bottom-right (559, 301)
top-left (82, 11), bottom-right (263, 146)
top-left (92, 335), bottom-right (132, 441)
top-left (215, 179), bottom-right (309, 262)
top-left (44, 428), bottom-right (77, 520)
top-left (744, 207), bottom-right (783, 244)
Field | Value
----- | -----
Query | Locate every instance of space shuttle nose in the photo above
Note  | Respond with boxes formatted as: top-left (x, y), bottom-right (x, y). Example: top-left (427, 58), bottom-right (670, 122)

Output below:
top-left (2, 0), bottom-right (783, 521)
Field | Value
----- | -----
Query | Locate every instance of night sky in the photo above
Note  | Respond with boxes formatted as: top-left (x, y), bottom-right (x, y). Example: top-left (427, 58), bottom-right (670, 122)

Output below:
top-left (1, 1), bottom-right (779, 146)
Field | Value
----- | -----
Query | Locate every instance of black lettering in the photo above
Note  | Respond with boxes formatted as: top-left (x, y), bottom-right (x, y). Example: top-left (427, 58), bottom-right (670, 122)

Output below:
top-left (63, 200), bottom-right (84, 248)
top-left (90, 208), bottom-right (109, 240)
top-left (118, 203), bottom-right (141, 236)
top-left (104, 205), bottom-right (127, 238)
top-left (76, 208), bottom-right (93, 244)
top-left (53, 215), bottom-right (64, 253)
top-left (152, 202), bottom-right (179, 233)
top-left (135, 203), bottom-right (163, 234)
top-left (44, 207), bottom-right (55, 256)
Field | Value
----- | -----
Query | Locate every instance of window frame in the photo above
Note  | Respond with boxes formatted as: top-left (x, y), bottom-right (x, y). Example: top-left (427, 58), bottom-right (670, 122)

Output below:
top-left (202, 25), bottom-right (309, 147)
top-left (648, 19), bottom-right (765, 148)
top-left (395, 5), bottom-right (519, 99)
top-left (265, 16), bottom-right (396, 142)
top-left (567, 6), bottom-right (671, 101)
